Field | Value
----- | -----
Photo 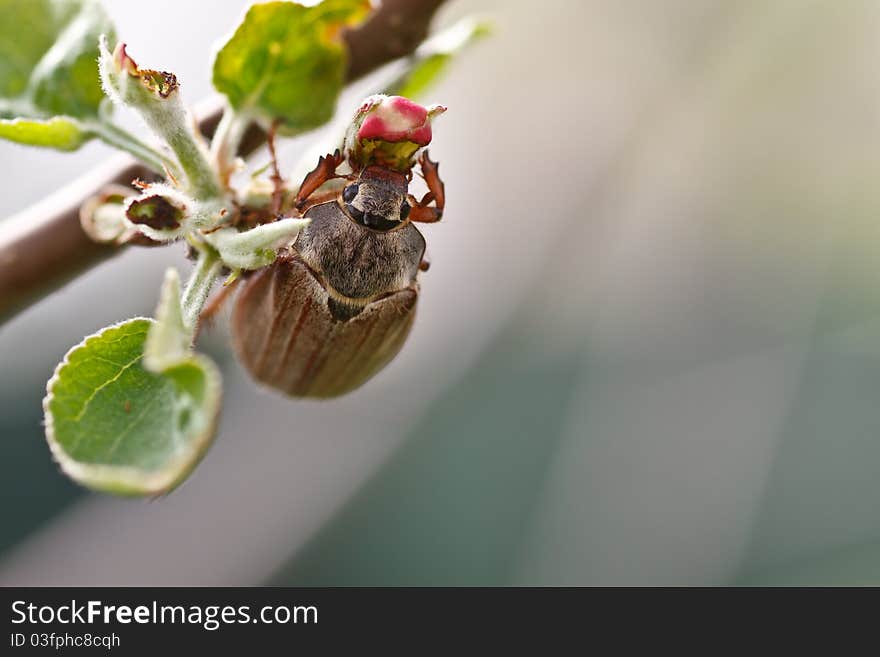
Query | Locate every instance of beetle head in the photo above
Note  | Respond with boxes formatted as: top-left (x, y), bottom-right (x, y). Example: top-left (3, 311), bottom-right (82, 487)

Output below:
top-left (342, 166), bottom-right (411, 232)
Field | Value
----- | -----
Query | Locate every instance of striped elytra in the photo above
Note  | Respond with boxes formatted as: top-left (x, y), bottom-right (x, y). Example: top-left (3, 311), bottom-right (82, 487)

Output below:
top-left (231, 198), bottom-right (424, 398)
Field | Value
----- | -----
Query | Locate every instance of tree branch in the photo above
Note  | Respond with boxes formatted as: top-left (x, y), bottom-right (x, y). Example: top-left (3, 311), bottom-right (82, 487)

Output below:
top-left (0, 0), bottom-right (448, 325)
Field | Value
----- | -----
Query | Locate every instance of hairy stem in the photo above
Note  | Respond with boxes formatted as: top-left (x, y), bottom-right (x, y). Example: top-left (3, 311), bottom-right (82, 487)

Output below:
top-left (162, 122), bottom-right (222, 201)
top-left (89, 120), bottom-right (174, 177)
top-left (181, 249), bottom-right (222, 333)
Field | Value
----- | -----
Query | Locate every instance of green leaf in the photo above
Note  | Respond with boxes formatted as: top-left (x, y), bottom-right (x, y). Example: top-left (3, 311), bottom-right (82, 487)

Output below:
top-left (0, 115), bottom-right (89, 150)
top-left (204, 217), bottom-right (310, 270)
top-left (0, 0), bottom-right (113, 119)
top-left (387, 17), bottom-right (491, 99)
top-left (44, 318), bottom-right (222, 496)
top-left (212, 0), bottom-right (371, 134)
top-left (144, 268), bottom-right (191, 372)
top-left (0, 0), bottom-right (114, 151)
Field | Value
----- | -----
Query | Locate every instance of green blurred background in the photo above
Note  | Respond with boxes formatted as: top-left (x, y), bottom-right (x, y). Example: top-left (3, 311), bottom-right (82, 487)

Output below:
top-left (3, 0), bottom-right (880, 585)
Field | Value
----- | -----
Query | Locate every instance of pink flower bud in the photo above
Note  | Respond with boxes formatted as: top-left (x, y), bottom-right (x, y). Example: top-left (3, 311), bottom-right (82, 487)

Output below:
top-left (357, 95), bottom-right (446, 146)
top-left (346, 95), bottom-right (446, 172)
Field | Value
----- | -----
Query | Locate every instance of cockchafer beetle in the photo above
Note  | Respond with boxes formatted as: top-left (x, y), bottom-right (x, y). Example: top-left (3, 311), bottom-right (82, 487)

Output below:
top-left (227, 95), bottom-right (447, 398)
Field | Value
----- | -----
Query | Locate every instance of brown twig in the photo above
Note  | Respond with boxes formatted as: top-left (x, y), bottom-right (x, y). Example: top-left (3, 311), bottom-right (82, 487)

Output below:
top-left (266, 120), bottom-right (285, 217)
top-left (0, 0), bottom-right (448, 325)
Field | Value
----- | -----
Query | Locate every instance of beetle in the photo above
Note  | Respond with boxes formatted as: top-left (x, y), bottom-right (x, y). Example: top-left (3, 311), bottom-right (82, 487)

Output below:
top-left (229, 141), bottom-right (446, 398)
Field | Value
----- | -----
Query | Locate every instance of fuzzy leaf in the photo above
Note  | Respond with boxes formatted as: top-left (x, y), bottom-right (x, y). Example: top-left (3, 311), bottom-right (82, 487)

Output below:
top-left (204, 217), bottom-right (310, 270)
top-left (0, 115), bottom-right (89, 150)
top-left (212, 0), bottom-right (371, 134)
top-left (144, 268), bottom-right (191, 372)
top-left (0, 0), bottom-right (112, 151)
top-left (0, 0), bottom-right (113, 119)
top-left (44, 318), bottom-right (222, 496)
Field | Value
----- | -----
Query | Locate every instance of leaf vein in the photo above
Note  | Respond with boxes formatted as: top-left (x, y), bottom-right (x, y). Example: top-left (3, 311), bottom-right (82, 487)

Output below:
top-left (71, 351), bottom-right (144, 423)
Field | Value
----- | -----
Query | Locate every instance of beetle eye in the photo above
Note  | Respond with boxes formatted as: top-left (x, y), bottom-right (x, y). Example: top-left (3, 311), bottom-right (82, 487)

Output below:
top-left (400, 200), bottom-right (411, 220)
top-left (342, 184), bottom-right (359, 203)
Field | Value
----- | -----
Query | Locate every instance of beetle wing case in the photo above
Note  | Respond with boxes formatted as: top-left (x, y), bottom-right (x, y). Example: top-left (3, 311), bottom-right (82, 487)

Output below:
top-left (232, 253), bottom-right (417, 397)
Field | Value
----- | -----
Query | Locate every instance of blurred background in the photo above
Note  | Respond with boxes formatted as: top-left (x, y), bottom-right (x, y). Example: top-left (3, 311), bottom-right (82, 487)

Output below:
top-left (3, 0), bottom-right (880, 586)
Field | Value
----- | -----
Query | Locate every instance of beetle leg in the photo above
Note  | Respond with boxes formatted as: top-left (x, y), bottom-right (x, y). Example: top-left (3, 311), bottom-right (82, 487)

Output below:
top-left (407, 199), bottom-right (442, 223)
top-left (295, 149), bottom-right (346, 211)
top-left (418, 150), bottom-right (445, 211)
top-left (408, 150), bottom-right (445, 223)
